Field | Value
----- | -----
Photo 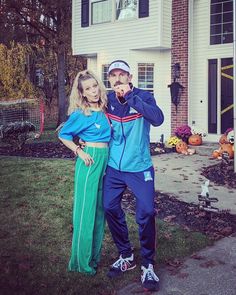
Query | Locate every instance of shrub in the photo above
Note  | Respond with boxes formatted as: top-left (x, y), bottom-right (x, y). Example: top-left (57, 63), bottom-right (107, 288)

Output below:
top-left (0, 121), bottom-right (36, 150)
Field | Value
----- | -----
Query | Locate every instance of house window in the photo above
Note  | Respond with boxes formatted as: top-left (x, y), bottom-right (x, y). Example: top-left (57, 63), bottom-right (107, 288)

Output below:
top-left (138, 63), bottom-right (154, 93)
top-left (81, 0), bottom-right (149, 27)
top-left (210, 0), bottom-right (233, 45)
top-left (91, 0), bottom-right (112, 24)
top-left (102, 64), bottom-right (111, 89)
top-left (116, 0), bottom-right (138, 20)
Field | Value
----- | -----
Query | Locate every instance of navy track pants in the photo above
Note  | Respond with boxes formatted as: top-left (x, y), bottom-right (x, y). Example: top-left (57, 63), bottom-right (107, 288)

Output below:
top-left (103, 165), bottom-right (156, 266)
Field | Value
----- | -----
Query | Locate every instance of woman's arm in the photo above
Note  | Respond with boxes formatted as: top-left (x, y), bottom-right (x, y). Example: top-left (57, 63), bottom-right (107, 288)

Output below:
top-left (59, 138), bottom-right (94, 166)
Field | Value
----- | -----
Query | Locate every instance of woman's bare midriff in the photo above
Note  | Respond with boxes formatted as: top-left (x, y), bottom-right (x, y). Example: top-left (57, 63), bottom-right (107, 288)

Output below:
top-left (85, 142), bottom-right (108, 148)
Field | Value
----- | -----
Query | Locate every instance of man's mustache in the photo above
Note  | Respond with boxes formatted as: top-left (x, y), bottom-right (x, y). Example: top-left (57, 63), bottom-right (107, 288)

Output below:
top-left (114, 81), bottom-right (123, 87)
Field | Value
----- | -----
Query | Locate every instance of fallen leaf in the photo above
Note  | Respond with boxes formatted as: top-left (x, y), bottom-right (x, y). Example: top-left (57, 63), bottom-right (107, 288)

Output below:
top-left (199, 260), bottom-right (218, 268)
top-left (163, 215), bottom-right (176, 223)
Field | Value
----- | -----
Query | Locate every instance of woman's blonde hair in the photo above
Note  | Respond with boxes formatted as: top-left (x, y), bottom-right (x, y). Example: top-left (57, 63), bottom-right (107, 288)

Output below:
top-left (68, 69), bottom-right (107, 115)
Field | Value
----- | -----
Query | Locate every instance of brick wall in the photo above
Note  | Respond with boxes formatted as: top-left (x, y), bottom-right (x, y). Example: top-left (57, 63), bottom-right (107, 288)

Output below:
top-left (171, 0), bottom-right (189, 135)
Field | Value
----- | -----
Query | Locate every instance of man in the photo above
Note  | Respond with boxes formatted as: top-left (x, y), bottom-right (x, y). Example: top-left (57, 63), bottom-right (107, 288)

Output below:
top-left (103, 60), bottom-right (164, 291)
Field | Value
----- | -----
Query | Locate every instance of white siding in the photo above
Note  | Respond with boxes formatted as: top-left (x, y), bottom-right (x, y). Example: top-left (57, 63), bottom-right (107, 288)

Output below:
top-left (72, 0), bottom-right (171, 55)
top-left (131, 50), bottom-right (171, 142)
top-left (87, 50), bottom-right (171, 143)
top-left (72, 0), bottom-right (172, 142)
top-left (161, 0), bottom-right (172, 48)
top-left (189, 0), bottom-right (233, 141)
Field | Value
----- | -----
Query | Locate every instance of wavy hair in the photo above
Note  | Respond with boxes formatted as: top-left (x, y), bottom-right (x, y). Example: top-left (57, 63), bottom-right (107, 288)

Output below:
top-left (68, 69), bottom-right (107, 115)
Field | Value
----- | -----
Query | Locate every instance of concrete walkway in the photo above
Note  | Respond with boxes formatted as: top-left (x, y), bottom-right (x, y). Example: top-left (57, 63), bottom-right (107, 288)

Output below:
top-left (153, 144), bottom-right (236, 214)
top-left (118, 144), bottom-right (236, 295)
top-left (118, 235), bottom-right (236, 295)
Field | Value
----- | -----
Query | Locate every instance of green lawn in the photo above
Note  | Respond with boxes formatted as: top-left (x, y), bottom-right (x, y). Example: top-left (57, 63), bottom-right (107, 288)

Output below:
top-left (0, 157), bottom-right (212, 295)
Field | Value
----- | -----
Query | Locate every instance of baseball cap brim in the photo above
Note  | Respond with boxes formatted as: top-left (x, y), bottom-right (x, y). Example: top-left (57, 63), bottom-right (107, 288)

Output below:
top-left (108, 61), bottom-right (130, 74)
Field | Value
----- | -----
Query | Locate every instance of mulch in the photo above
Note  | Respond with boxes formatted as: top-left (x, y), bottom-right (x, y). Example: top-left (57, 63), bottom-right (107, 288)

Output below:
top-left (0, 141), bottom-right (75, 159)
top-left (201, 160), bottom-right (236, 189)
top-left (122, 190), bottom-right (236, 241)
top-left (1, 141), bottom-right (236, 240)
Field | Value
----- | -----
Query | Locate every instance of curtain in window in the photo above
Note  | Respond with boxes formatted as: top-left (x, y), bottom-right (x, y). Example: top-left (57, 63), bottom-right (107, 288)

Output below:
top-left (117, 0), bottom-right (137, 20)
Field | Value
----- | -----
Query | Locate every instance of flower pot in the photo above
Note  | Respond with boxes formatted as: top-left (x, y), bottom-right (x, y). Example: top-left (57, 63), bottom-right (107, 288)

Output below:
top-left (188, 134), bottom-right (202, 146)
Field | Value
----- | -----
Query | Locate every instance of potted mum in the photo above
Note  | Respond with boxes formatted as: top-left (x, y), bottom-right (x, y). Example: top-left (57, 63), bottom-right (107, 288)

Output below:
top-left (174, 125), bottom-right (192, 143)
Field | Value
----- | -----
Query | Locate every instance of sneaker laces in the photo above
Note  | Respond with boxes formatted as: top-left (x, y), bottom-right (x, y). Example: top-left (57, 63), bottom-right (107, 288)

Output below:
top-left (112, 254), bottom-right (133, 272)
top-left (141, 264), bottom-right (159, 283)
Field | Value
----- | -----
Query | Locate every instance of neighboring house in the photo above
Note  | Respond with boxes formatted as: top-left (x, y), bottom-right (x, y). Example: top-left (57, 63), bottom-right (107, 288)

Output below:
top-left (72, 0), bottom-right (234, 142)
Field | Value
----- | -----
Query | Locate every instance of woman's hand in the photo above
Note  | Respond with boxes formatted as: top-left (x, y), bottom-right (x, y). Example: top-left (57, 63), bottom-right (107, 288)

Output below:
top-left (77, 149), bottom-right (94, 166)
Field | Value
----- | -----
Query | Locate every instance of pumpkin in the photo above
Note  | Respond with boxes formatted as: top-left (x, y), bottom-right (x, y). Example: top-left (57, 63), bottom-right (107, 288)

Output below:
top-left (219, 134), bottom-right (228, 144)
top-left (212, 150), bottom-right (220, 159)
top-left (188, 134), bottom-right (202, 146)
top-left (219, 143), bottom-right (234, 159)
top-left (176, 140), bottom-right (188, 154)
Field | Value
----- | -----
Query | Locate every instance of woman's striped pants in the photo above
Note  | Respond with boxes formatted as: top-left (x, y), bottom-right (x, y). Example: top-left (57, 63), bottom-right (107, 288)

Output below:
top-left (68, 146), bottom-right (108, 275)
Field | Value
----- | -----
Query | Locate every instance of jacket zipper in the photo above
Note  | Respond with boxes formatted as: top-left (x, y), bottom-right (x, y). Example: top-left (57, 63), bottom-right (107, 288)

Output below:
top-left (118, 119), bottom-right (126, 171)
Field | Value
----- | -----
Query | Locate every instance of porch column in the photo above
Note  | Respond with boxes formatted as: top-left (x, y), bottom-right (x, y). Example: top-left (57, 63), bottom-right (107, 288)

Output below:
top-left (171, 0), bottom-right (189, 134)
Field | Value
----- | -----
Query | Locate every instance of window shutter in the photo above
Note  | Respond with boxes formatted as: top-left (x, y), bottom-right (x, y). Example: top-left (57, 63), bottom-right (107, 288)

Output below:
top-left (139, 0), bottom-right (149, 18)
top-left (81, 0), bottom-right (89, 27)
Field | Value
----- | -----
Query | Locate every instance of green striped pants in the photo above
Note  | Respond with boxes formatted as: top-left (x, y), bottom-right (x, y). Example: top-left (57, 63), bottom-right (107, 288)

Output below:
top-left (68, 146), bottom-right (109, 275)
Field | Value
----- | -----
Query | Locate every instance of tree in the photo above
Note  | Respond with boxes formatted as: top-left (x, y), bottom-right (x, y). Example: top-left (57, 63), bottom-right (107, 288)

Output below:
top-left (0, 42), bottom-right (38, 100)
top-left (0, 0), bottom-right (80, 124)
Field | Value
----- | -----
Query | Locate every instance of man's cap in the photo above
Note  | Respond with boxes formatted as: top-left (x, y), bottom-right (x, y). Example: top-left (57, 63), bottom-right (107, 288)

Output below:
top-left (108, 60), bottom-right (130, 74)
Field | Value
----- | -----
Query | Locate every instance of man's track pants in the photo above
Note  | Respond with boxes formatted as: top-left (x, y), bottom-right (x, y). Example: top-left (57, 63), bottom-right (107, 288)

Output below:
top-left (103, 165), bottom-right (156, 267)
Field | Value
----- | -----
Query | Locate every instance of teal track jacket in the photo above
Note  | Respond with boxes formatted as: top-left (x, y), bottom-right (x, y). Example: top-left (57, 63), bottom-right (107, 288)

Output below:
top-left (107, 87), bottom-right (164, 172)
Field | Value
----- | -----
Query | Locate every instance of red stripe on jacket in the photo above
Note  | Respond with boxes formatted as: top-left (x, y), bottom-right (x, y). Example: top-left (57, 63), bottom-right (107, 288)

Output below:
top-left (108, 113), bottom-right (143, 122)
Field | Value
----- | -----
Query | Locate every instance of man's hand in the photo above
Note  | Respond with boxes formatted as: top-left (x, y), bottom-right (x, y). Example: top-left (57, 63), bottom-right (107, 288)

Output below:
top-left (114, 83), bottom-right (131, 98)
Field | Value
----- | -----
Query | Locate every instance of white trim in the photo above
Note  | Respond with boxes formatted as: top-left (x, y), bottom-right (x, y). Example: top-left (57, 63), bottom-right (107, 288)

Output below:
top-left (217, 58), bottom-right (221, 134)
top-left (188, 0), bottom-right (194, 126)
top-left (233, 0), bottom-right (236, 172)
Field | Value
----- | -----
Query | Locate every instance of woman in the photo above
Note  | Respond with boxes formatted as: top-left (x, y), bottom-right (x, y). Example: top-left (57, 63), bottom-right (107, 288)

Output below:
top-left (58, 70), bottom-right (111, 275)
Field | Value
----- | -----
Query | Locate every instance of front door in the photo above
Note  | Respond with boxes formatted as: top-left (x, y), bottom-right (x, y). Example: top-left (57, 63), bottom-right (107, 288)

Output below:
top-left (221, 58), bottom-right (233, 134)
top-left (208, 58), bottom-right (233, 134)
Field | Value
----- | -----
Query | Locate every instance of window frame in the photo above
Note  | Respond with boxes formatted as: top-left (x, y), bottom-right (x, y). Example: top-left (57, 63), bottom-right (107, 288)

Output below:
top-left (116, 0), bottom-right (138, 21)
top-left (210, 0), bottom-right (233, 45)
top-left (83, 0), bottom-right (149, 27)
top-left (137, 63), bottom-right (154, 94)
top-left (91, 0), bottom-right (112, 25)
top-left (102, 64), bottom-right (111, 89)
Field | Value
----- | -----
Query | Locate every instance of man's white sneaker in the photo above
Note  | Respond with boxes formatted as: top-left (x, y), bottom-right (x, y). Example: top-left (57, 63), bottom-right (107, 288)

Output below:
top-left (141, 264), bottom-right (160, 291)
top-left (107, 254), bottom-right (136, 278)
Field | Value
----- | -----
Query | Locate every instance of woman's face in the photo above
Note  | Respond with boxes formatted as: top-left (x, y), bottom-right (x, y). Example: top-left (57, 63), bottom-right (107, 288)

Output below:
top-left (81, 78), bottom-right (100, 103)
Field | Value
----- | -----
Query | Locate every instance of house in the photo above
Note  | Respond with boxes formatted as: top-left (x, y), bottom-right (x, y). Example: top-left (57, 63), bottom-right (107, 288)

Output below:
top-left (72, 0), bottom-right (234, 143)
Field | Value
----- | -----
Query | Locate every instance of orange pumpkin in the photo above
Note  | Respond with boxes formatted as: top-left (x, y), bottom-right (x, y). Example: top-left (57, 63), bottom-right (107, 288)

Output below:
top-left (188, 134), bottom-right (202, 146)
top-left (212, 150), bottom-right (220, 158)
top-left (176, 141), bottom-right (188, 154)
top-left (219, 134), bottom-right (228, 144)
top-left (219, 143), bottom-right (234, 159)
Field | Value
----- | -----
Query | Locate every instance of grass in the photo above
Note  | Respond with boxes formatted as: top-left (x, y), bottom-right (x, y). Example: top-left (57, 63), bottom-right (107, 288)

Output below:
top-left (34, 129), bottom-right (59, 143)
top-left (0, 157), bottom-right (212, 295)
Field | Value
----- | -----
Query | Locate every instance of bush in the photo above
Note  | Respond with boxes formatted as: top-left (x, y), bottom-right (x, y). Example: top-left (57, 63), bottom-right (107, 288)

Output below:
top-left (0, 121), bottom-right (36, 150)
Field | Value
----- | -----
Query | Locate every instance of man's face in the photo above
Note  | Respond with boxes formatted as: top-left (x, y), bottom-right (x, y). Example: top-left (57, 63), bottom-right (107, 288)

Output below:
top-left (108, 69), bottom-right (132, 90)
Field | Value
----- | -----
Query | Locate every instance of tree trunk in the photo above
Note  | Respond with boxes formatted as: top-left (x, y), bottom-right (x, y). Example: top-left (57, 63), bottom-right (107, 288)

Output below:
top-left (57, 43), bottom-right (67, 125)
